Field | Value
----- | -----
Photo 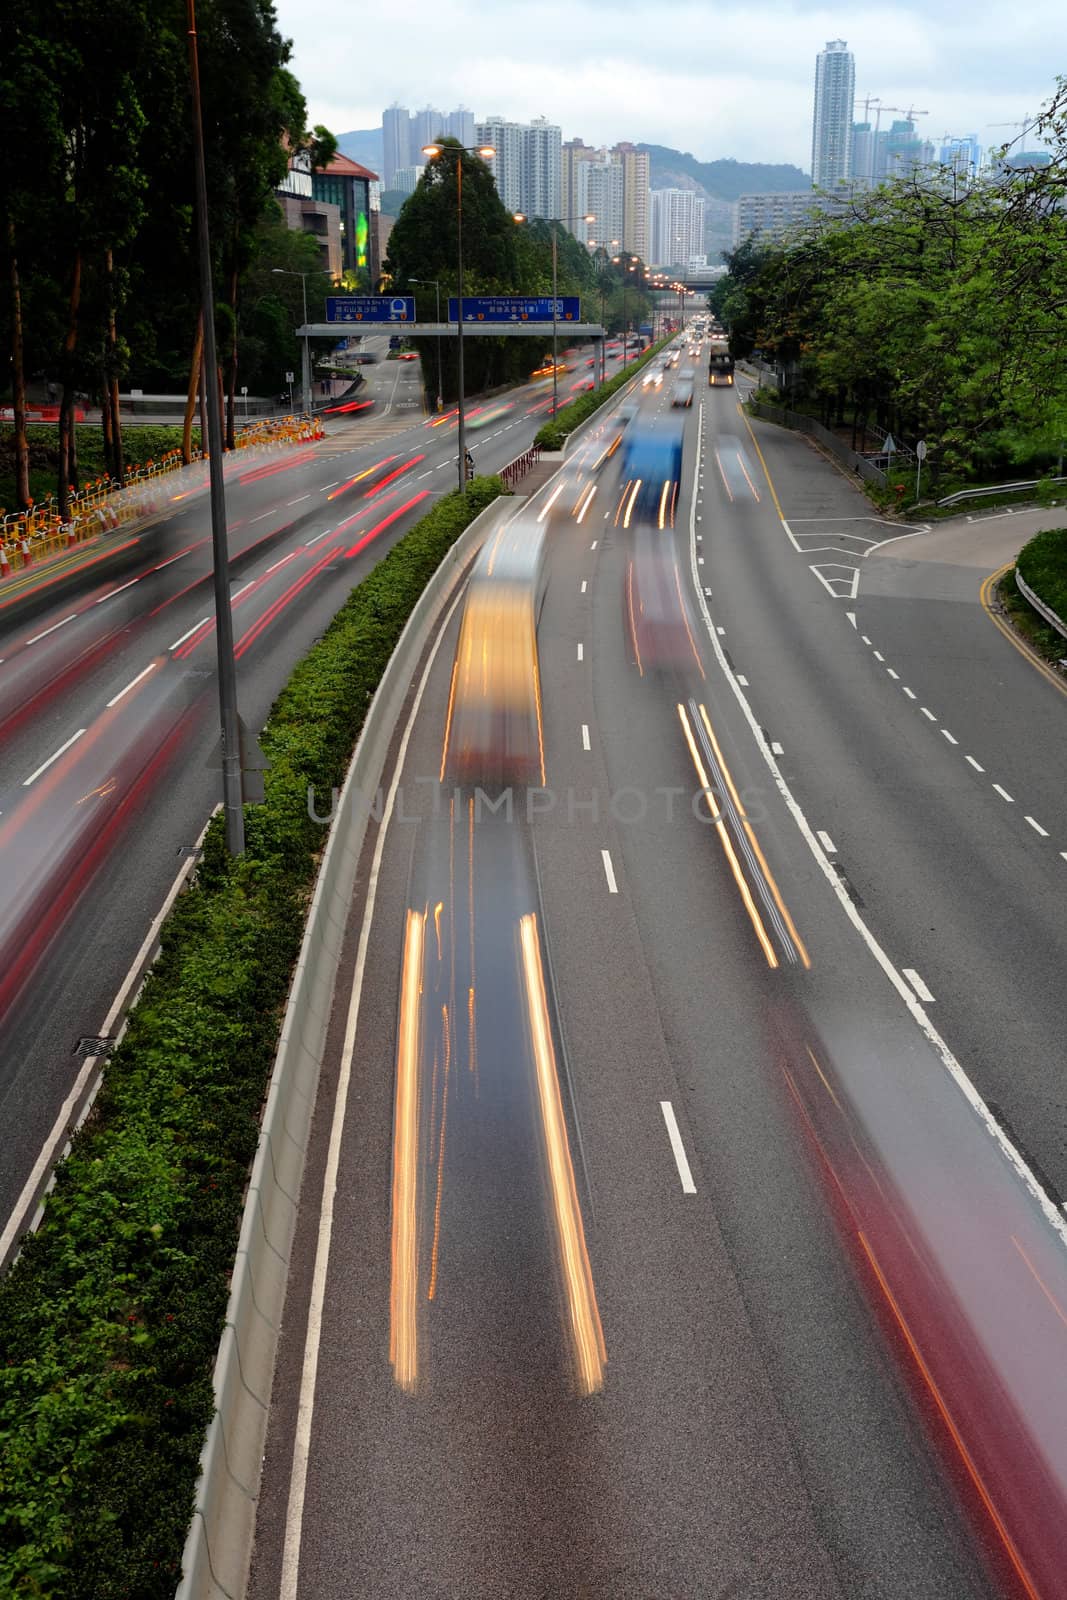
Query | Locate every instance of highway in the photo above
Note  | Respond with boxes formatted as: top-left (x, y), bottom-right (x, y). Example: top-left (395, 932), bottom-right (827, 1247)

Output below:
top-left (0, 335), bottom-right (627, 1255)
top-left (245, 351), bottom-right (1067, 1598)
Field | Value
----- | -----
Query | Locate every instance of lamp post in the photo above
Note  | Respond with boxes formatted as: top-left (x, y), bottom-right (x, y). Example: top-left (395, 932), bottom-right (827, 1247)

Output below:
top-left (423, 141), bottom-right (495, 494)
top-left (513, 211), bottom-right (595, 414)
top-left (271, 266), bottom-right (334, 414)
top-left (409, 276), bottom-right (443, 411)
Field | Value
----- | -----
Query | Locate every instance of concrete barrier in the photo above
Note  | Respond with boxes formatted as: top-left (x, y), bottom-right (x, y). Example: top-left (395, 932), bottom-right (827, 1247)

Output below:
top-left (174, 493), bottom-right (514, 1600)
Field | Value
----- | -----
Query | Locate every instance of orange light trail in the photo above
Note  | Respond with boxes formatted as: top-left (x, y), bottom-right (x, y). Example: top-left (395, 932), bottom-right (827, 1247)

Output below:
top-left (364, 455), bottom-right (425, 499)
top-left (390, 908), bottom-right (425, 1392)
top-left (625, 560), bottom-right (644, 677)
top-left (326, 455), bottom-right (399, 500)
top-left (519, 912), bottom-right (606, 1395)
top-left (622, 480), bottom-right (641, 530)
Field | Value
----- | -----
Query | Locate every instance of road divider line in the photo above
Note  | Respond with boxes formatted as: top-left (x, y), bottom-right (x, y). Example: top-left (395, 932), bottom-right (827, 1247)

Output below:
top-left (993, 783), bottom-right (1015, 802)
top-left (1025, 816), bottom-right (1049, 837)
top-left (966, 755), bottom-right (985, 772)
top-left (23, 727), bottom-right (87, 786)
top-left (106, 663), bottom-right (157, 707)
top-left (887, 668), bottom-right (900, 680)
top-left (94, 577), bottom-right (141, 604)
top-left (921, 706), bottom-right (937, 721)
top-left (941, 729), bottom-right (958, 745)
top-left (169, 616), bottom-right (209, 651)
top-left (581, 724), bottom-right (591, 750)
top-left (601, 849), bottom-right (618, 893)
top-left (577, 642), bottom-right (584, 661)
top-left (903, 687), bottom-right (917, 699)
top-left (817, 831), bottom-right (837, 854)
top-left (250, 511), bottom-right (272, 523)
top-left (660, 1101), bottom-right (697, 1194)
top-left (771, 740), bottom-right (784, 755)
top-left (26, 613), bottom-right (77, 646)
top-left (903, 968), bottom-right (936, 1003)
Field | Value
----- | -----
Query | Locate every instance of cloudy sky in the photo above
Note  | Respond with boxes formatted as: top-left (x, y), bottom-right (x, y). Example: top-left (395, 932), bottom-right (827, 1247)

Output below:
top-left (273, 0), bottom-right (1061, 171)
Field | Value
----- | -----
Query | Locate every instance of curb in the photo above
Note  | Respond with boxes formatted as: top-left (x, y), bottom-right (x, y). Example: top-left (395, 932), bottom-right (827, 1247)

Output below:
top-left (174, 492), bottom-right (514, 1600)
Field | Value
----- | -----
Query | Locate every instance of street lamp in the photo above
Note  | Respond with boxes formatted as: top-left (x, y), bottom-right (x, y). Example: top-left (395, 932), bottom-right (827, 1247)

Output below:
top-left (422, 141), bottom-right (496, 493)
top-left (409, 276), bottom-right (443, 411)
top-left (271, 266), bottom-right (335, 414)
top-left (513, 211), bottom-right (595, 411)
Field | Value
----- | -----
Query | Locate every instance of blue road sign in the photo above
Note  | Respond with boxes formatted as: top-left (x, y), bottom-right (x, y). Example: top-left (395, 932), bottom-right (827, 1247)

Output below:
top-left (447, 296), bottom-right (581, 323)
top-left (326, 296), bottom-right (415, 323)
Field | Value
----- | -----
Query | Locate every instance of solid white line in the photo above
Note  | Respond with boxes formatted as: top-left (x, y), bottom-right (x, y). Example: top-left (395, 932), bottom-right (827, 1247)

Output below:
top-left (0, 815), bottom-right (215, 1268)
top-left (23, 727), bottom-right (86, 786)
top-left (25, 613), bottom-right (77, 646)
top-left (966, 756), bottom-right (984, 772)
top-left (817, 831), bottom-right (837, 853)
top-left (279, 582), bottom-right (467, 1600)
top-left (903, 687), bottom-right (917, 700)
top-left (660, 1101), bottom-right (697, 1194)
top-left (780, 517), bottom-right (801, 552)
top-left (169, 617), bottom-right (209, 650)
top-left (580, 580), bottom-right (588, 593)
top-left (1026, 816), bottom-right (1049, 837)
top-left (941, 729), bottom-right (958, 745)
top-left (601, 849), bottom-right (618, 893)
top-left (577, 642), bottom-right (584, 661)
top-left (921, 707), bottom-right (937, 721)
top-left (903, 968), bottom-right (936, 1003)
top-left (266, 553), bottom-right (297, 575)
top-left (684, 407), bottom-right (1067, 1255)
top-left (993, 783), bottom-right (1014, 802)
top-left (581, 724), bottom-right (591, 750)
top-left (106, 663), bottom-right (157, 707)
top-left (94, 577), bottom-right (140, 604)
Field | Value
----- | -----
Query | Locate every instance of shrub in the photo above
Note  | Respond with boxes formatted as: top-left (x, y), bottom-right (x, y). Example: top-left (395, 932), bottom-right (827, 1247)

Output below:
top-left (533, 337), bottom-right (672, 452)
top-left (1016, 526), bottom-right (1067, 626)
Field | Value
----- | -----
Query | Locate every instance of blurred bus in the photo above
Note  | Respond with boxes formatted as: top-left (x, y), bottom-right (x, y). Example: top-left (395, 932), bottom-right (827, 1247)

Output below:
top-left (619, 417), bottom-right (685, 528)
top-left (442, 515), bottom-right (547, 786)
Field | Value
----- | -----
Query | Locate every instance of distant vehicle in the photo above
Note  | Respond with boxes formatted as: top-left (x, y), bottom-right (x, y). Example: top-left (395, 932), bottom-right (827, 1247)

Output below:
top-left (397, 350), bottom-right (419, 361)
top-left (442, 513), bottom-right (548, 786)
top-left (620, 417), bottom-right (685, 526)
top-left (642, 365), bottom-right (665, 388)
top-left (671, 378), bottom-right (694, 408)
top-left (708, 351), bottom-right (735, 386)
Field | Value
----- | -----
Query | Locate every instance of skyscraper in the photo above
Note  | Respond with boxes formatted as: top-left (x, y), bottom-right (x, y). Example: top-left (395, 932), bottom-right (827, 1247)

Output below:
top-left (811, 40), bottom-right (854, 187)
top-left (615, 143), bottom-right (651, 263)
top-left (476, 116), bottom-right (561, 219)
top-left (445, 107), bottom-right (476, 147)
top-left (382, 105), bottom-right (411, 188)
top-left (651, 189), bottom-right (706, 268)
top-left (561, 139), bottom-right (599, 240)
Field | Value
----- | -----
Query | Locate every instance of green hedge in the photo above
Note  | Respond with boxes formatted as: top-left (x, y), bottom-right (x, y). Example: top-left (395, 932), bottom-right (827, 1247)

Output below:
top-left (0, 476), bottom-right (504, 1599)
top-left (533, 336), bottom-right (673, 451)
top-left (1016, 526), bottom-right (1067, 625)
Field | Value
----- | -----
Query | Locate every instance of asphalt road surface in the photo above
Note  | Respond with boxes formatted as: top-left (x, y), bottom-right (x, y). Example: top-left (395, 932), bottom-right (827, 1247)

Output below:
top-left (246, 361), bottom-right (1067, 1598)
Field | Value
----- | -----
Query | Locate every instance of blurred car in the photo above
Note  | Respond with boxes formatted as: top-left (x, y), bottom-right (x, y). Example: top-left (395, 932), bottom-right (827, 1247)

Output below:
top-left (671, 379), bottom-right (694, 408)
top-left (642, 366), bottom-right (665, 388)
top-left (397, 350), bottom-right (419, 361)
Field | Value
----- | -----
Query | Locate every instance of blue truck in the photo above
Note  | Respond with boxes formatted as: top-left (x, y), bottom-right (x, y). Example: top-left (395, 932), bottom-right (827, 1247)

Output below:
top-left (620, 418), bottom-right (685, 527)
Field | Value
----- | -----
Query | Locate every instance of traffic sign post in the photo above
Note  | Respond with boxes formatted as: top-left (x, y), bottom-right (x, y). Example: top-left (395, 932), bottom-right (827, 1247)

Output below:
top-left (916, 437), bottom-right (927, 501)
top-left (326, 296), bottom-right (415, 323)
top-left (447, 295), bottom-right (581, 323)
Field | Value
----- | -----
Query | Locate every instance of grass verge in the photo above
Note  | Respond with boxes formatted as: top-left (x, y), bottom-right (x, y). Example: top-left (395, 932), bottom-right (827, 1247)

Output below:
top-left (533, 337), bottom-right (672, 451)
top-left (0, 475), bottom-right (504, 1599)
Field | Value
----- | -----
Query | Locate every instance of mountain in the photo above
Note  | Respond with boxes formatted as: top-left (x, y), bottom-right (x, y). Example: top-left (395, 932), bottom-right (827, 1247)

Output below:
top-left (639, 144), bottom-right (809, 199)
top-left (336, 128), bottom-right (384, 175)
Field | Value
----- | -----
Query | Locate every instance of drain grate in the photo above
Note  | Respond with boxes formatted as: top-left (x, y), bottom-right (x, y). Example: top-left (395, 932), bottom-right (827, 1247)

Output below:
top-left (74, 1036), bottom-right (116, 1058)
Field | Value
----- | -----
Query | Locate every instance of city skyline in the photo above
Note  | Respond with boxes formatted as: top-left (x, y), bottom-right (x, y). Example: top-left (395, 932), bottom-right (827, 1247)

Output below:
top-left (273, 0), bottom-right (1059, 173)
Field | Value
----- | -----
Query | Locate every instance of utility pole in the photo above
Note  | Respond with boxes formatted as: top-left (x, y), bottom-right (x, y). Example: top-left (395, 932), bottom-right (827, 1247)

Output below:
top-left (186, 0), bottom-right (245, 855)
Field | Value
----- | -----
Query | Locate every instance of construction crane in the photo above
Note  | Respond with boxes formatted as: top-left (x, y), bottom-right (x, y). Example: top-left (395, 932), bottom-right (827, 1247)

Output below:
top-left (987, 116), bottom-right (1033, 140)
top-left (880, 105), bottom-right (930, 126)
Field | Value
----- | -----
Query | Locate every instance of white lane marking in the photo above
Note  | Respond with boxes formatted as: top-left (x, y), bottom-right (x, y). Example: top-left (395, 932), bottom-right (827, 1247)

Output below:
top-left (1026, 816), bottom-right (1049, 837)
top-left (231, 580), bottom-right (254, 600)
top-left (580, 580), bottom-right (588, 593)
top-left (873, 650), bottom-right (884, 661)
top-left (697, 556), bottom-right (705, 565)
top-left (601, 848), bottom-right (618, 894)
top-left (304, 528), bottom-right (334, 546)
top-left (106, 663), bottom-right (157, 707)
top-left (320, 482), bottom-right (339, 491)
top-left (861, 634), bottom-right (872, 646)
top-left (941, 729), bottom-right (958, 745)
top-left (993, 784), bottom-right (1014, 802)
top-left (846, 610), bottom-right (857, 628)
top-left (903, 687), bottom-right (917, 700)
top-left (251, 510), bottom-right (273, 523)
top-left (660, 1101), bottom-right (697, 1194)
top-left (736, 673), bottom-right (749, 686)
top-left (771, 741), bottom-right (784, 756)
top-left (581, 724), bottom-right (591, 751)
top-left (266, 552), bottom-right (298, 575)
top-left (168, 617), bottom-right (210, 650)
top-left (26, 614), bottom-right (77, 646)
top-left (279, 581), bottom-right (474, 1598)
top-left (817, 831), bottom-right (837, 853)
top-left (887, 668), bottom-right (900, 680)
top-left (965, 756), bottom-right (984, 772)
top-left (921, 707), bottom-right (937, 721)
top-left (717, 626), bottom-right (726, 636)
top-left (577, 642), bottom-right (584, 661)
top-left (903, 968), bottom-right (936, 1003)
top-left (23, 727), bottom-right (87, 786)
top-left (685, 399), bottom-right (1067, 1254)
top-left (154, 551), bottom-right (190, 572)
top-left (590, 539), bottom-right (598, 549)
top-left (94, 577), bottom-right (140, 604)
top-left (780, 517), bottom-right (801, 552)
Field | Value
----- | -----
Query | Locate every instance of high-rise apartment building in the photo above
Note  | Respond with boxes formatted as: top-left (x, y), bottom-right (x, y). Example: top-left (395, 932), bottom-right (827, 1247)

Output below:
top-left (476, 116), bottom-right (561, 219)
top-left (561, 139), bottom-right (599, 238)
top-left (585, 153), bottom-right (624, 250)
top-left (650, 189), bottom-right (706, 268)
top-left (380, 105), bottom-right (477, 187)
top-left (615, 143), bottom-right (650, 262)
top-left (734, 191), bottom-right (828, 247)
top-left (382, 105), bottom-right (411, 188)
top-left (939, 134), bottom-right (982, 181)
top-left (811, 40), bottom-right (854, 187)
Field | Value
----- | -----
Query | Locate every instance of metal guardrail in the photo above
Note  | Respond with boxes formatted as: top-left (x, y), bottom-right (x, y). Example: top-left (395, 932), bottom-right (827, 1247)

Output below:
top-left (174, 495), bottom-right (514, 1600)
top-left (936, 477), bottom-right (1067, 508)
top-left (499, 444), bottom-right (542, 489)
top-left (1015, 567), bottom-right (1067, 640)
